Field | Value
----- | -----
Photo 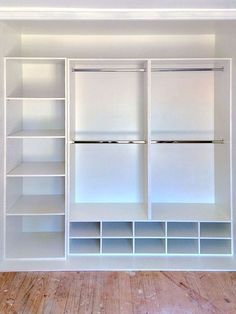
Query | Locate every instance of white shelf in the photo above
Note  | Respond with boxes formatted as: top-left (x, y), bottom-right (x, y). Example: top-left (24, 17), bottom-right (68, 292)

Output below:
top-left (70, 239), bottom-right (100, 254)
top-left (7, 129), bottom-right (65, 139)
top-left (167, 222), bottom-right (198, 238)
top-left (7, 162), bottom-right (65, 177)
top-left (6, 97), bottom-right (66, 101)
top-left (6, 232), bottom-right (65, 259)
top-left (135, 222), bottom-right (165, 238)
top-left (152, 203), bottom-right (230, 222)
top-left (70, 222), bottom-right (100, 238)
top-left (7, 195), bottom-right (65, 216)
top-left (135, 239), bottom-right (166, 254)
top-left (70, 203), bottom-right (147, 221)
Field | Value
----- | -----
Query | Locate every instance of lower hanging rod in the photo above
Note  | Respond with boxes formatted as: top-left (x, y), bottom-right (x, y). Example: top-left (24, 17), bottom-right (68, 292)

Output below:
top-left (71, 139), bottom-right (224, 144)
top-left (72, 67), bottom-right (224, 73)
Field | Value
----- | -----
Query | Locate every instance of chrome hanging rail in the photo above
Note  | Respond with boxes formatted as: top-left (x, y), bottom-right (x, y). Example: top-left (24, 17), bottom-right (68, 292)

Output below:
top-left (72, 67), bottom-right (224, 73)
top-left (71, 139), bottom-right (224, 144)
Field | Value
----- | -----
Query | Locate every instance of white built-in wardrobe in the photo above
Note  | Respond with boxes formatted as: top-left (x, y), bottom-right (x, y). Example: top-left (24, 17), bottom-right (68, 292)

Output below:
top-left (1, 17), bottom-right (236, 270)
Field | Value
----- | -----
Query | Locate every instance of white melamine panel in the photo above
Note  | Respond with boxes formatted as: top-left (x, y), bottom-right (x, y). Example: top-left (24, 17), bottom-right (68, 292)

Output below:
top-left (151, 144), bottom-right (214, 203)
top-left (8, 129), bottom-right (65, 138)
top-left (22, 177), bottom-right (65, 195)
top-left (73, 144), bottom-right (144, 203)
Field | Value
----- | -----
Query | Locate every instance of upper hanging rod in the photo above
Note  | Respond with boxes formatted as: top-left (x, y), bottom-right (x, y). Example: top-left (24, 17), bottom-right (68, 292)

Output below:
top-left (71, 139), bottom-right (224, 144)
top-left (72, 67), bottom-right (224, 73)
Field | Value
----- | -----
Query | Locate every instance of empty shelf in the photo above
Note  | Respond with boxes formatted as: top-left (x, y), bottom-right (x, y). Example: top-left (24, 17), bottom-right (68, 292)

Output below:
top-left (70, 239), bottom-right (100, 254)
top-left (167, 239), bottom-right (198, 254)
top-left (135, 239), bottom-right (165, 254)
top-left (200, 239), bottom-right (232, 255)
top-left (152, 203), bottom-right (230, 221)
top-left (70, 222), bottom-right (100, 238)
top-left (135, 222), bottom-right (165, 237)
top-left (70, 203), bottom-right (146, 221)
top-left (7, 97), bottom-right (65, 101)
top-left (102, 222), bottom-right (133, 238)
top-left (7, 129), bottom-right (65, 138)
top-left (200, 223), bottom-right (231, 238)
top-left (7, 162), bottom-right (65, 177)
top-left (102, 239), bottom-right (133, 254)
top-left (7, 195), bottom-right (65, 216)
top-left (167, 222), bottom-right (198, 238)
top-left (6, 232), bottom-right (65, 259)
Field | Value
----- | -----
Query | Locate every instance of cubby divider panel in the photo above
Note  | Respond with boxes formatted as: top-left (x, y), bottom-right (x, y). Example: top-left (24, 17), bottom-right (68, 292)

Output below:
top-left (102, 239), bottom-right (133, 254)
top-left (70, 239), bottom-right (100, 254)
top-left (70, 222), bottom-right (100, 238)
top-left (135, 222), bottom-right (165, 237)
top-left (135, 239), bottom-right (166, 254)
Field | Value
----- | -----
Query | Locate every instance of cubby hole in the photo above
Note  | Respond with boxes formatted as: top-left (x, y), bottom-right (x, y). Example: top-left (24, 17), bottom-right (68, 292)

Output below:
top-left (200, 239), bottom-right (232, 255)
top-left (70, 222), bottom-right (100, 238)
top-left (69, 60), bottom-right (146, 141)
top-left (102, 222), bottom-right (133, 238)
top-left (6, 99), bottom-right (65, 138)
top-left (167, 239), bottom-right (198, 254)
top-left (6, 58), bottom-right (65, 99)
top-left (6, 215), bottom-right (65, 259)
top-left (135, 222), bottom-right (165, 237)
top-left (70, 239), bottom-right (100, 254)
top-left (135, 239), bottom-right (165, 254)
top-left (6, 138), bottom-right (65, 176)
top-left (102, 239), bottom-right (133, 254)
top-left (200, 223), bottom-right (231, 238)
top-left (167, 222), bottom-right (198, 238)
top-left (70, 144), bottom-right (146, 221)
top-left (6, 177), bottom-right (65, 215)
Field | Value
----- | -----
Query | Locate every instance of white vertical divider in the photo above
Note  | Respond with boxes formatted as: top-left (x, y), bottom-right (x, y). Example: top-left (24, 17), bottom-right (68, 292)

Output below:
top-left (145, 60), bottom-right (152, 220)
top-left (198, 222), bottom-right (201, 254)
top-left (3, 58), bottom-right (7, 259)
top-left (132, 221), bottom-right (135, 254)
top-left (64, 58), bottom-right (68, 259)
top-left (100, 222), bottom-right (103, 254)
top-left (66, 58), bottom-right (70, 257)
top-left (165, 221), bottom-right (168, 254)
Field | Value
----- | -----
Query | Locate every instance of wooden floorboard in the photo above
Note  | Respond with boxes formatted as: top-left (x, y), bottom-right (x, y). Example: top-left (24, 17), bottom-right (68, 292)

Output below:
top-left (0, 272), bottom-right (235, 314)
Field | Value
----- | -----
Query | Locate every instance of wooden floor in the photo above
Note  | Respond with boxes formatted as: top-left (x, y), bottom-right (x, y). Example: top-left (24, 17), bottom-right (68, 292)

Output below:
top-left (0, 272), bottom-right (235, 313)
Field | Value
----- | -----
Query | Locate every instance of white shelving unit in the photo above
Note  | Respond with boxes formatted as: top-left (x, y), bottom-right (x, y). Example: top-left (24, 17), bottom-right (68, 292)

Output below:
top-left (1, 18), bottom-right (236, 270)
top-left (4, 58), bottom-right (67, 259)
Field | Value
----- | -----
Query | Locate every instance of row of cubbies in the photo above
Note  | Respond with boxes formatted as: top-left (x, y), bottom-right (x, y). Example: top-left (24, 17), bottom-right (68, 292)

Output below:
top-left (69, 221), bottom-right (232, 255)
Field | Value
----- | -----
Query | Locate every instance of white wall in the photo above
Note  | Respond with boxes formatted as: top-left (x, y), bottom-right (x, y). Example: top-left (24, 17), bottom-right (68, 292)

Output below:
top-left (21, 34), bottom-right (215, 58)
